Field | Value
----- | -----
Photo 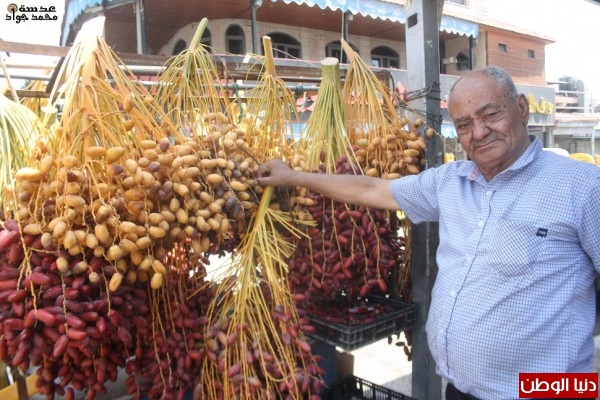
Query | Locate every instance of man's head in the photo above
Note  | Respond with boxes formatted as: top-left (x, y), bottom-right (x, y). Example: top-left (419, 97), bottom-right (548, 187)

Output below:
top-left (448, 66), bottom-right (530, 180)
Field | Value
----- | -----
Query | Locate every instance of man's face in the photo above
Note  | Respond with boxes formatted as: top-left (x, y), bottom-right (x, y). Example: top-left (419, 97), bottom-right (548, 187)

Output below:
top-left (448, 72), bottom-right (530, 179)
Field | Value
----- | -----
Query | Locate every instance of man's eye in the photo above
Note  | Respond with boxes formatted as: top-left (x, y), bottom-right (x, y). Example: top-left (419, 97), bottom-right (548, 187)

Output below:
top-left (456, 124), bottom-right (470, 133)
top-left (483, 110), bottom-right (501, 121)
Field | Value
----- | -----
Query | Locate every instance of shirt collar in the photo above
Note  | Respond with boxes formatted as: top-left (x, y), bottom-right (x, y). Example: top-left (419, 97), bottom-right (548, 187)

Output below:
top-left (461, 135), bottom-right (542, 181)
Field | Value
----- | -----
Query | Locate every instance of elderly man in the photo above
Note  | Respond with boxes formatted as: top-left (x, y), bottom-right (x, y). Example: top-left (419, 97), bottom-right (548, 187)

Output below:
top-left (257, 66), bottom-right (600, 399)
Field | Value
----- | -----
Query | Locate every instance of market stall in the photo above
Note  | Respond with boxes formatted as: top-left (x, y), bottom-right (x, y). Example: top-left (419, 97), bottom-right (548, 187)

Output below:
top-left (0, 16), bottom-right (427, 400)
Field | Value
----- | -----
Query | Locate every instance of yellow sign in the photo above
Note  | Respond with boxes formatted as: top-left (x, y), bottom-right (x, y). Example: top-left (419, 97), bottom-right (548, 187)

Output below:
top-left (527, 94), bottom-right (553, 114)
top-left (569, 153), bottom-right (595, 164)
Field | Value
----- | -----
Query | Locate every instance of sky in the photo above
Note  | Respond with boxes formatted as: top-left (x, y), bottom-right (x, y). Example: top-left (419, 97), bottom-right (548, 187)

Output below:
top-left (2, 0), bottom-right (600, 97)
top-left (488, 0), bottom-right (600, 96)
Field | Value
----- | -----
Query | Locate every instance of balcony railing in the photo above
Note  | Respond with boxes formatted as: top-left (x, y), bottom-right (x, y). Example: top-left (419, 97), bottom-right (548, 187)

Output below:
top-left (554, 89), bottom-right (598, 114)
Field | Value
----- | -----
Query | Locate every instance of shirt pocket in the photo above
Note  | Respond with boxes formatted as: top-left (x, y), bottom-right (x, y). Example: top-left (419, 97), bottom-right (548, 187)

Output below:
top-left (536, 223), bottom-right (579, 264)
top-left (489, 219), bottom-right (546, 279)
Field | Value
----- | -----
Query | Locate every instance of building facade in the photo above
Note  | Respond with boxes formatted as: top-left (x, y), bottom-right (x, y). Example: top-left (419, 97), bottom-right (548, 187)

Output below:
top-left (60, 0), bottom-right (599, 159)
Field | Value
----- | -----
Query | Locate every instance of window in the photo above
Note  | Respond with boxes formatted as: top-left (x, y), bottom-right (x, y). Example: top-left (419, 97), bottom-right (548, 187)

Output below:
top-left (528, 49), bottom-right (535, 58)
top-left (326, 41), bottom-right (342, 60)
top-left (498, 43), bottom-right (507, 53)
top-left (371, 46), bottom-right (400, 69)
top-left (325, 40), bottom-right (359, 61)
top-left (456, 52), bottom-right (470, 71)
top-left (265, 33), bottom-right (301, 59)
top-left (172, 39), bottom-right (187, 55)
top-left (226, 25), bottom-right (246, 55)
top-left (201, 29), bottom-right (211, 47)
top-left (175, 29), bottom-right (210, 54)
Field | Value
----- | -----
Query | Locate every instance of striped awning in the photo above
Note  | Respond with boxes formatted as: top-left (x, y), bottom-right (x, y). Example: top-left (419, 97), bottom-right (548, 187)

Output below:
top-left (271, 0), bottom-right (407, 23)
top-left (271, 0), bottom-right (478, 37)
top-left (440, 14), bottom-right (478, 37)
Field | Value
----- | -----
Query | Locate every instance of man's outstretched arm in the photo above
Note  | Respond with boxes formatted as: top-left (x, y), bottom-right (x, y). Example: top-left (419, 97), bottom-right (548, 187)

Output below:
top-left (256, 159), bottom-right (401, 211)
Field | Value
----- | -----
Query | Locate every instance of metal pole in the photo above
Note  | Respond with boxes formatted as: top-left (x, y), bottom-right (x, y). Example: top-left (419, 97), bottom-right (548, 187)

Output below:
top-left (343, 11), bottom-right (352, 42)
top-left (591, 93), bottom-right (595, 156)
top-left (405, 0), bottom-right (444, 398)
top-left (469, 36), bottom-right (475, 70)
top-left (342, 11), bottom-right (353, 64)
top-left (251, 0), bottom-right (262, 54)
top-left (134, 0), bottom-right (147, 54)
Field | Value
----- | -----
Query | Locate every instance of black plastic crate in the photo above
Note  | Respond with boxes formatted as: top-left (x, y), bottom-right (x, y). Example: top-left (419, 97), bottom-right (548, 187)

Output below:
top-left (305, 296), bottom-right (416, 351)
top-left (322, 375), bottom-right (415, 400)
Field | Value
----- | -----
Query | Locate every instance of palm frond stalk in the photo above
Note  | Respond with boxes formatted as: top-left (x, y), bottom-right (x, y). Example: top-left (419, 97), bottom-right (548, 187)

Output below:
top-left (196, 186), bottom-right (323, 399)
top-left (298, 57), bottom-right (353, 173)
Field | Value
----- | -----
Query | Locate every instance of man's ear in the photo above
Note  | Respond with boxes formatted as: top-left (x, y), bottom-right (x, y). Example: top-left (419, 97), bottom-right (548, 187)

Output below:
top-left (517, 94), bottom-right (530, 125)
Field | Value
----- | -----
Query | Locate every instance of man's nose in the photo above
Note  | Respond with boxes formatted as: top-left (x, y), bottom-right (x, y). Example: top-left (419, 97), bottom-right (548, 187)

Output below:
top-left (471, 117), bottom-right (489, 139)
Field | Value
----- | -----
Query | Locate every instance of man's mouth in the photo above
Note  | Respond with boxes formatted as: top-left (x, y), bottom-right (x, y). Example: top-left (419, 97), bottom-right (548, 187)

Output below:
top-left (474, 139), bottom-right (498, 149)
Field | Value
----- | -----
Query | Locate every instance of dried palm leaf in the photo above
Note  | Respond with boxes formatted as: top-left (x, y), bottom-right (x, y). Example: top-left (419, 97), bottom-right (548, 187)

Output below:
top-left (46, 17), bottom-right (180, 171)
top-left (0, 95), bottom-right (43, 208)
top-left (239, 36), bottom-right (299, 162)
top-left (154, 18), bottom-right (234, 138)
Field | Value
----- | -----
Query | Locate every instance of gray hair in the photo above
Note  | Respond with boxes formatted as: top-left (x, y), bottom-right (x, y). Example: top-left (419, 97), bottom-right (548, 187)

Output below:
top-left (449, 65), bottom-right (519, 100)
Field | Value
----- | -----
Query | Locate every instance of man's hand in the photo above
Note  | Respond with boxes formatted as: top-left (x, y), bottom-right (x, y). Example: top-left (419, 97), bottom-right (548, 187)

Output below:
top-left (256, 159), bottom-right (400, 211)
top-left (256, 160), bottom-right (296, 187)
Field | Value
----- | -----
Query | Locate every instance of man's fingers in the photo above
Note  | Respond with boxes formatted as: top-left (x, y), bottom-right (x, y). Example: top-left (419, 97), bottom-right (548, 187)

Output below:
top-left (256, 163), bottom-right (270, 178)
top-left (255, 163), bottom-right (272, 187)
top-left (255, 160), bottom-right (293, 187)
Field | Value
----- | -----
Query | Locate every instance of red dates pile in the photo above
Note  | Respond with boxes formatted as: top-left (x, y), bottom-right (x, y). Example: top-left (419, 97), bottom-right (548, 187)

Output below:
top-left (287, 157), bottom-right (405, 305)
top-left (0, 218), bottom-right (215, 400)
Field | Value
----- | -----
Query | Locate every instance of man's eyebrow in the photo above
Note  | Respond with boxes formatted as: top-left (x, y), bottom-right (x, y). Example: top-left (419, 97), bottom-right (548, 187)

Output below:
top-left (474, 102), bottom-right (503, 115)
top-left (453, 115), bottom-right (471, 125)
top-left (452, 102), bottom-right (504, 123)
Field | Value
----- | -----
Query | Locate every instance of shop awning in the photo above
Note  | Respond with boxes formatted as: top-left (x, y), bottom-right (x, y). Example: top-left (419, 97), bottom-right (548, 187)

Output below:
top-left (272, 0), bottom-right (478, 37)
top-left (440, 14), bottom-right (478, 37)
top-left (272, 0), bottom-right (407, 23)
top-left (61, 0), bottom-right (131, 45)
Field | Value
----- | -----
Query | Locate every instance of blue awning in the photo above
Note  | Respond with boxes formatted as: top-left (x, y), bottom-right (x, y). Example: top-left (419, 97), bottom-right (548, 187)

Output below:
top-left (440, 14), bottom-right (478, 37)
top-left (61, 0), bottom-right (130, 45)
top-left (272, 0), bottom-right (406, 23)
top-left (62, 0), bottom-right (99, 44)
top-left (272, 0), bottom-right (478, 38)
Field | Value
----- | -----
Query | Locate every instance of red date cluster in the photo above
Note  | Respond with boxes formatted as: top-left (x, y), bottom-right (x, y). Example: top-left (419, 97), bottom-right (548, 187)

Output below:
top-left (125, 269), bottom-right (215, 400)
top-left (0, 219), bottom-right (216, 400)
top-left (0, 218), bottom-right (150, 399)
top-left (287, 157), bottom-right (404, 305)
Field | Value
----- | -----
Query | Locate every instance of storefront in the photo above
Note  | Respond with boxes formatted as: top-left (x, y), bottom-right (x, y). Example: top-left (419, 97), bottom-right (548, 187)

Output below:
top-left (552, 112), bottom-right (600, 156)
